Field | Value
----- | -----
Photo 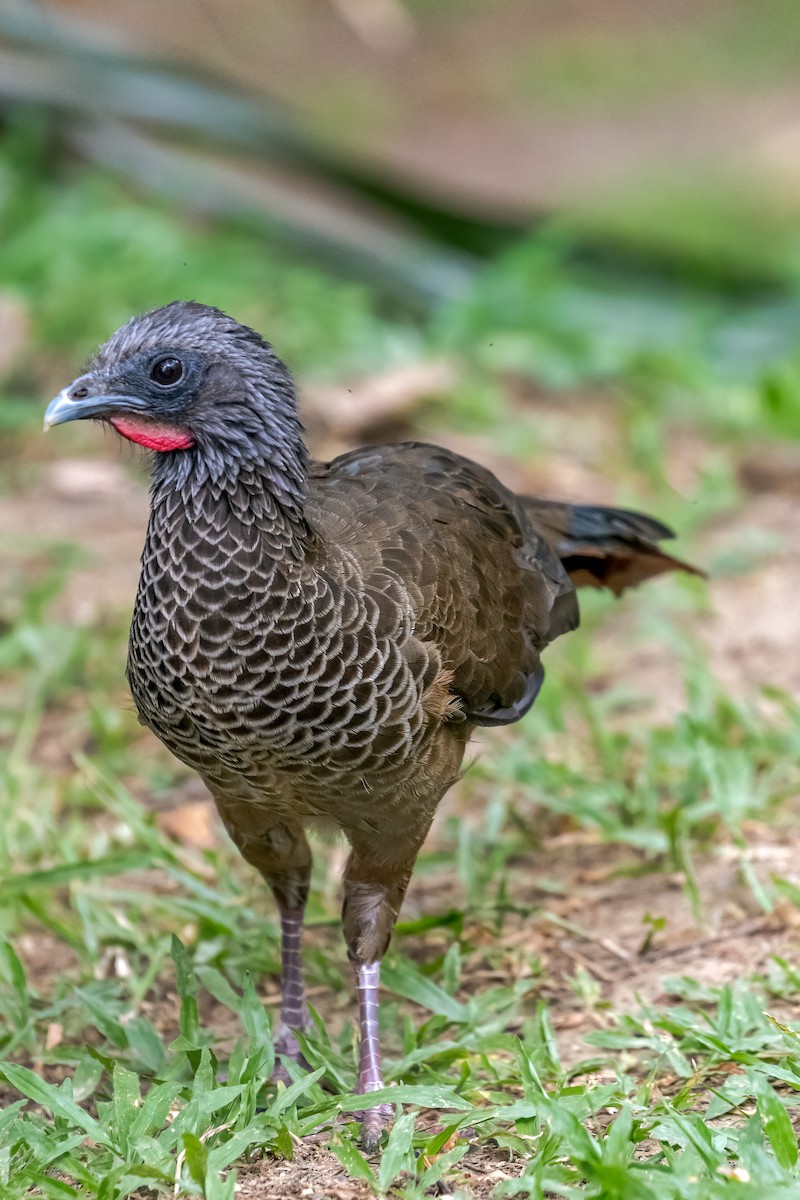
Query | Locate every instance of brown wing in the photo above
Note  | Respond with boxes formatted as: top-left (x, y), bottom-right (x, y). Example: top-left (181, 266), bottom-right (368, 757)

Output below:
top-left (307, 442), bottom-right (578, 723)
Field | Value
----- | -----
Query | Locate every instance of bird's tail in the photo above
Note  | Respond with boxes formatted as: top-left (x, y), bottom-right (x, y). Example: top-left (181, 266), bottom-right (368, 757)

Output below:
top-left (522, 498), bottom-right (703, 596)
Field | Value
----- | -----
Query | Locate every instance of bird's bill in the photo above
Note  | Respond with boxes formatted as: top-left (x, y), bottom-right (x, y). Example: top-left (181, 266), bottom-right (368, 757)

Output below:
top-left (43, 381), bottom-right (148, 430)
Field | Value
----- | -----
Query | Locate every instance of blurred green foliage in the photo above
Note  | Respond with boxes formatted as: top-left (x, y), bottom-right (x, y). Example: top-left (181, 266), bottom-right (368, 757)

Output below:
top-left (0, 120), bottom-right (422, 388)
top-left (5, 110), bottom-right (800, 459)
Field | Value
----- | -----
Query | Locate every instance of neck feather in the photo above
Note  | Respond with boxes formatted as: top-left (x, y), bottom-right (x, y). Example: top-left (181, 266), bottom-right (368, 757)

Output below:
top-left (150, 376), bottom-right (311, 548)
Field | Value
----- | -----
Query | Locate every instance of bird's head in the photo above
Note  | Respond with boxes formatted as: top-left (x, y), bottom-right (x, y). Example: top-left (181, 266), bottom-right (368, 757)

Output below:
top-left (44, 301), bottom-right (305, 488)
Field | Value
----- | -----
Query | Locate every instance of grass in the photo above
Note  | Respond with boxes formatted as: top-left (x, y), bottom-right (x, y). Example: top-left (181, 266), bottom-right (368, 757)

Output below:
top-left (5, 695), bottom-right (800, 1200)
top-left (6, 712), bottom-right (800, 1200)
top-left (5, 128), bottom-right (800, 1198)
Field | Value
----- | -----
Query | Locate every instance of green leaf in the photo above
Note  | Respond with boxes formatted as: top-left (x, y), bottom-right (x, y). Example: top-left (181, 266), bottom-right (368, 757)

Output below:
top-left (601, 1105), bottom-right (634, 1168)
top-left (25, 1177), bottom-right (80, 1199)
top-left (171, 934), bottom-right (197, 999)
top-left (171, 935), bottom-right (200, 1044)
top-left (418, 1142), bottom-right (470, 1189)
top-left (112, 1062), bottom-right (141, 1148)
top-left (197, 1085), bottom-right (246, 1116)
top-left (241, 971), bottom-right (273, 1066)
top-left (759, 1081), bottom-right (798, 1169)
top-left (270, 1123), bottom-right (294, 1161)
top-left (270, 1067), bottom-right (325, 1117)
top-left (71, 1056), bottom-right (104, 1103)
top-left (381, 959), bottom-right (466, 1022)
top-left (0, 1063), bottom-right (108, 1145)
top-left (124, 1015), bottom-right (166, 1073)
top-left (192, 1047), bottom-right (216, 1097)
top-left (196, 965), bottom-right (244, 1015)
top-left (337, 1084), bottom-right (472, 1112)
top-left (422, 1121), bottom-right (460, 1159)
top-left (328, 1132), bottom-right (377, 1187)
top-left (240, 1043), bottom-right (273, 1087)
top-left (74, 987), bottom-right (128, 1049)
top-left (2, 853), bottom-right (151, 894)
top-left (515, 1037), bottom-right (546, 1098)
top-left (117, 1168), bottom-right (175, 1193)
top-left (0, 938), bottom-right (28, 996)
top-left (182, 1131), bottom-right (208, 1188)
top-left (206, 1127), bottom-right (276, 1174)
top-left (95, 1163), bottom-right (128, 1200)
top-left (204, 1170), bottom-right (237, 1200)
top-left (127, 1135), bottom-right (173, 1179)
top-left (17, 1128), bottom-right (90, 1172)
top-left (378, 1110), bottom-right (416, 1193)
top-left (441, 943), bottom-right (462, 996)
top-left (225, 1040), bottom-right (246, 1087)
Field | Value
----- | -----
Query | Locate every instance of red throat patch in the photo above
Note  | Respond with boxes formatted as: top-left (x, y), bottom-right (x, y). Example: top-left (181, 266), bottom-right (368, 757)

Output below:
top-left (110, 415), bottom-right (195, 452)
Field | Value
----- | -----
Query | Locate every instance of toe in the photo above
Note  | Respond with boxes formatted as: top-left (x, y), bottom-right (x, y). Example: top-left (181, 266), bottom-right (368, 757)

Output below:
top-left (271, 1060), bottom-right (294, 1086)
top-left (274, 1021), bottom-right (307, 1061)
top-left (360, 1103), bottom-right (393, 1151)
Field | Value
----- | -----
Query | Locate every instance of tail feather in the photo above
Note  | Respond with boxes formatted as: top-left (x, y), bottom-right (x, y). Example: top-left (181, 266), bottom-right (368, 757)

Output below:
top-left (523, 498), bottom-right (703, 597)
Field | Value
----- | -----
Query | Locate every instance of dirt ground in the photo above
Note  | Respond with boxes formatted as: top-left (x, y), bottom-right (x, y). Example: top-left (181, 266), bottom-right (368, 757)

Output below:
top-left (7, 396), bottom-right (800, 1195)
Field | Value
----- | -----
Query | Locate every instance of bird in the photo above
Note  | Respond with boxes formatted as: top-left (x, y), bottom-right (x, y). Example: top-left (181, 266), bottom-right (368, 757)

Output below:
top-left (44, 301), bottom-right (699, 1147)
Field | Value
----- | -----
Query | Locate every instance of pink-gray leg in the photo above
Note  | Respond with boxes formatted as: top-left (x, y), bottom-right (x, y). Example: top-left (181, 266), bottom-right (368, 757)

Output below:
top-left (342, 837), bottom-right (431, 1149)
top-left (274, 906), bottom-right (310, 1061)
top-left (214, 815), bottom-right (313, 1071)
top-left (355, 960), bottom-right (392, 1149)
top-left (356, 961), bottom-right (382, 1090)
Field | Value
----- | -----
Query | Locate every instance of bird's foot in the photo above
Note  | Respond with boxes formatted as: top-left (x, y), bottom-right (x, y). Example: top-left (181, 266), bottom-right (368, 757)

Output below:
top-left (358, 1098), bottom-right (393, 1152)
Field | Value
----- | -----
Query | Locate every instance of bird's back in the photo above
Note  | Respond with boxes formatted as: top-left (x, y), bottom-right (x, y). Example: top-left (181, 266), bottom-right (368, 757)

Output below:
top-left (307, 442), bottom-right (579, 729)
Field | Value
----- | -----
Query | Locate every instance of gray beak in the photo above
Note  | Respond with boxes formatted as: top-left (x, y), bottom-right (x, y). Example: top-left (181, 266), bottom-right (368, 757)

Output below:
top-left (44, 376), bottom-right (146, 430)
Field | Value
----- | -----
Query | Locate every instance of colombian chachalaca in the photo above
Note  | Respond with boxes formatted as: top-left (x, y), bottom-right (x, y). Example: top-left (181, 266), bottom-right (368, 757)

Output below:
top-left (45, 302), bottom-right (698, 1145)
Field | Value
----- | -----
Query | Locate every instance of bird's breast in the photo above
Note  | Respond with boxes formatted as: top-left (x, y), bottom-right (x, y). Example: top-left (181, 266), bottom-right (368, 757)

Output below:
top-left (127, 535), bottom-right (445, 783)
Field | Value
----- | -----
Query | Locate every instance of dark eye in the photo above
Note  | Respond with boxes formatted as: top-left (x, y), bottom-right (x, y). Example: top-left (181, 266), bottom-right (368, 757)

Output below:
top-left (150, 356), bottom-right (183, 386)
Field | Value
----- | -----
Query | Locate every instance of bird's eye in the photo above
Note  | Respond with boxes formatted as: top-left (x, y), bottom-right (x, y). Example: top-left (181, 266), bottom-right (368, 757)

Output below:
top-left (150, 356), bottom-right (184, 386)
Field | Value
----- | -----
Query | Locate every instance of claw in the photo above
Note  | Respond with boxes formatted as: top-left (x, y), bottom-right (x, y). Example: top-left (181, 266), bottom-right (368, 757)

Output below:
top-left (360, 1102), bottom-right (393, 1151)
top-left (273, 1018), bottom-right (309, 1061)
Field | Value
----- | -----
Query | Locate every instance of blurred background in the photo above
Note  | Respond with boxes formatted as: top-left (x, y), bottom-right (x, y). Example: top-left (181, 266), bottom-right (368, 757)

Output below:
top-left (7, 3), bottom-right (800, 1193)
top-left (4, 0), bottom-right (800, 693)
top-left (6, 0), bottom-right (800, 433)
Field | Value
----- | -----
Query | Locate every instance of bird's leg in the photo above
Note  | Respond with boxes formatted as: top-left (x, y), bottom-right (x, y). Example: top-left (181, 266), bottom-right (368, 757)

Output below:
top-left (219, 815), bottom-right (312, 1064)
top-left (355, 958), bottom-right (383, 1092)
top-left (263, 841), bottom-right (314, 1064)
top-left (275, 902), bottom-right (310, 1059)
top-left (342, 835), bottom-right (425, 1149)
